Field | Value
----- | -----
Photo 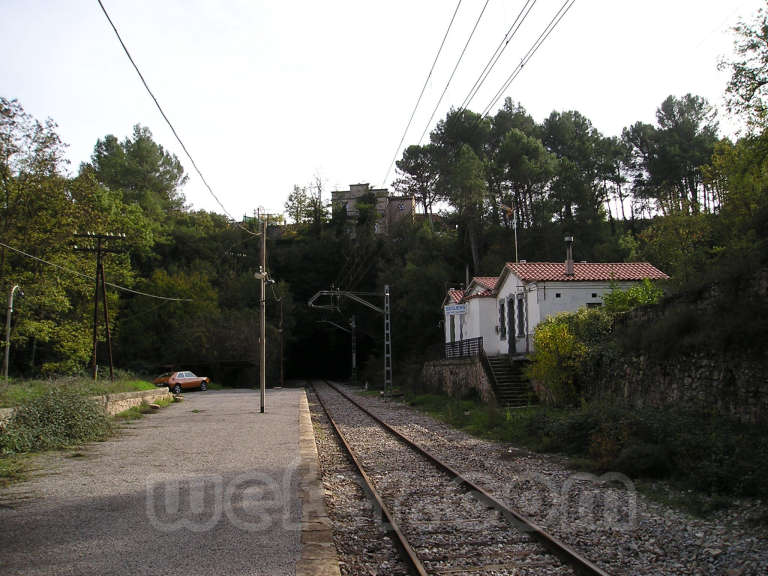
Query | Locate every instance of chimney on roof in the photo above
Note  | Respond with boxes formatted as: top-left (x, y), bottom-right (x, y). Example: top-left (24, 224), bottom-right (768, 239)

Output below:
top-left (564, 236), bottom-right (575, 276)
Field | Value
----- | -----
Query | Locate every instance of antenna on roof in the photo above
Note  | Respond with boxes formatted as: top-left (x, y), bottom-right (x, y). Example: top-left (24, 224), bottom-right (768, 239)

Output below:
top-left (500, 203), bottom-right (518, 263)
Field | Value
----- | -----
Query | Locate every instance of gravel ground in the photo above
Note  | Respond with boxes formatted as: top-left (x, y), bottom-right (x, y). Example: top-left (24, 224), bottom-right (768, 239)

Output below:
top-left (307, 386), bottom-right (409, 576)
top-left (333, 384), bottom-right (767, 576)
top-left (0, 388), bottom-right (302, 576)
top-left (312, 382), bottom-right (577, 576)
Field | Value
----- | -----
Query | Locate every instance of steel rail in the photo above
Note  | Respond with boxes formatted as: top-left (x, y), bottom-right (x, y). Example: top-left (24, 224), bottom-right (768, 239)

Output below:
top-left (309, 381), bottom-right (429, 576)
top-left (321, 380), bottom-right (612, 576)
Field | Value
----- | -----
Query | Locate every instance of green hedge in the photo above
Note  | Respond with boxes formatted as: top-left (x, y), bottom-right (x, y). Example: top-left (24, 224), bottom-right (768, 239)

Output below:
top-left (408, 391), bottom-right (768, 499)
top-left (0, 388), bottom-right (112, 454)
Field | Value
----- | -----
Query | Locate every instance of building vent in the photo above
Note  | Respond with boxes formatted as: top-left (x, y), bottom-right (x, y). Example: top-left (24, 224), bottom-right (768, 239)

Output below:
top-left (564, 236), bottom-right (575, 276)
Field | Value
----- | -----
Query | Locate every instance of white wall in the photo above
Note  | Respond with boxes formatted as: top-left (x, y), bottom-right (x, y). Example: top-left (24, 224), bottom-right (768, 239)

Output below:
top-left (495, 275), bottom-right (640, 355)
top-left (443, 298), bottom-right (499, 354)
top-left (447, 277), bottom-right (643, 356)
top-left (474, 298), bottom-right (500, 355)
top-left (537, 281), bottom-right (636, 320)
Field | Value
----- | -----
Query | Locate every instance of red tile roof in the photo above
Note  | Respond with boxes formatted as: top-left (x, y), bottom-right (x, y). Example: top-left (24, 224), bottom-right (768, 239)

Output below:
top-left (463, 289), bottom-right (494, 301)
top-left (504, 262), bottom-right (669, 282)
top-left (462, 276), bottom-right (499, 300)
top-left (473, 276), bottom-right (498, 291)
top-left (447, 288), bottom-right (464, 303)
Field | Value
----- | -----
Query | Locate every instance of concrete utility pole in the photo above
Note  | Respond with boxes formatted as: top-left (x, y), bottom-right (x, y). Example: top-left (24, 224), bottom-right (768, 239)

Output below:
top-left (74, 232), bottom-right (124, 380)
top-left (4, 284), bottom-right (23, 382)
top-left (252, 214), bottom-right (278, 412)
top-left (260, 218), bottom-right (266, 413)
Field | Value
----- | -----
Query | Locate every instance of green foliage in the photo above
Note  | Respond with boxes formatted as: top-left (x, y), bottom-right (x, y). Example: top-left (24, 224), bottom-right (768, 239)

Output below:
top-left (394, 144), bottom-right (440, 219)
top-left (528, 314), bottom-right (587, 405)
top-left (409, 391), bottom-right (768, 499)
top-left (720, 5), bottom-right (768, 130)
top-left (528, 308), bottom-right (614, 405)
top-left (0, 453), bottom-right (28, 486)
top-left (88, 124), bottom-right (187, 221)
top-left (284, 185), bottom-right (311, 224)
top-left (602, 279), bottom-right (664, 314)
top-left (0, 388), bottom-right (112, 454)
top-left (0, 374), bottom-right (155, 408)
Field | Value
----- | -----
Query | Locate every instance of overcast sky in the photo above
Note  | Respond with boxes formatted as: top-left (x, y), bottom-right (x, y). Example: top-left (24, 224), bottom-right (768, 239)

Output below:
top-left (2, 0), bottom-right (763, 219)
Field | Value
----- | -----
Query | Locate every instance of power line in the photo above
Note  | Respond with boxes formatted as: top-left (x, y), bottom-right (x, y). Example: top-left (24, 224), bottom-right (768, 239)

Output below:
top-left (380, 0), bottom-right (463, 188)
top-left (458, 0), bottom-right (538, 112)
top-left (480, 0), bottom-right (576, 119)
top-left (416, 0), bottom-right (492, 146)
top-left (95, 0), bottom-right (256, 236)
top-left (0, 241), bottom-right (191, 302)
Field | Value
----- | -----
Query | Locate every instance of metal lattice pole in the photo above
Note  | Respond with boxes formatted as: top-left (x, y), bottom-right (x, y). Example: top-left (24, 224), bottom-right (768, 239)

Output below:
top-left (384, 285), bottom-right (392, 393)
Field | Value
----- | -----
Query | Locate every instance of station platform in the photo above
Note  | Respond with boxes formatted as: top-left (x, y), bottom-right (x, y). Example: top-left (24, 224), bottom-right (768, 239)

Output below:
top-left (0, 386), bottom-right (340, 576)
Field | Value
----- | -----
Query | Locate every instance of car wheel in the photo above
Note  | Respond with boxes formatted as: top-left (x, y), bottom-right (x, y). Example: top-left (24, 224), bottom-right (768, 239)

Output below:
top-left (200, 381), bottom-right (207, 391)
top-left (172, 384), bottom-right (182, 394)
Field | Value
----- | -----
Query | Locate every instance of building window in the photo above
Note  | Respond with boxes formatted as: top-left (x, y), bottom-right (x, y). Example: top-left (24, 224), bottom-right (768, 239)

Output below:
top-left (449, 315), bottom-right (456, 342)
top-left (555, 293), bottom-right (561, 298)
top-left (591, 293), bottom-right (598, 298)
top-left (498, 301), bottom-right (506, 339)
top-left (587, 302), bottom-right (602, 309)
top-left (516, 296), bottom-right (525, 337)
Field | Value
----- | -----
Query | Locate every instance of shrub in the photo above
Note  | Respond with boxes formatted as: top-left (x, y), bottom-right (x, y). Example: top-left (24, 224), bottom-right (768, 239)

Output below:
top-left (527, 314), bottom-right (586, 406)
top-left (603, 278), bottom-right (664, 314)
top-left (614, 443), bottom-right (672, 478)
top-left (528, 308), bottom-right (613, 405)
top-left (0, 388), bottom-right (112, 454)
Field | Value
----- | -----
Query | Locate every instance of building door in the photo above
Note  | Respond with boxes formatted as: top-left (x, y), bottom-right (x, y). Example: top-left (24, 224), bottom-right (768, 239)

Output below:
top-left (507, 296), bottom-right (515, 355)
top-left (516, 295), bottom-right (527, 353)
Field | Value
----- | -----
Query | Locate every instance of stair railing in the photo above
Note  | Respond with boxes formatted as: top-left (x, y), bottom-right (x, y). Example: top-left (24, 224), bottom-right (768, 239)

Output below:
top-left (479, 346), bottom-right (499, 400)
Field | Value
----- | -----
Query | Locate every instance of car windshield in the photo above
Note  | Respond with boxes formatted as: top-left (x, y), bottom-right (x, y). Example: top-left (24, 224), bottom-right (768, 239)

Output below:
top-left (187, 372), bottom-right (197, 377)
top-left (157, 372), bottom-right (172, 378)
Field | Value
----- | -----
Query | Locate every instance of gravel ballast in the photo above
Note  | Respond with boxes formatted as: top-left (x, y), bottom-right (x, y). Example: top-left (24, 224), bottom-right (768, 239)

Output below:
top-left (312, 382), bottom-right (579, 576)
top-left (319, 383), bottom-right (767, 576)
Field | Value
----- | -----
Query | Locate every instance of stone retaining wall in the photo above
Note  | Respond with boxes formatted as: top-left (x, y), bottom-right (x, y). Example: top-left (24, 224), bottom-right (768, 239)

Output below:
top-left (584, 352), bottom-right (768, 424)
top-left (421, 357), bottom-right (496, 403)
top-left (0, 388), bottom-right (173, 425)
top-left (95, 388), bottom-right (174, 416)
top-left (580, 267), bottom-right (768, 424)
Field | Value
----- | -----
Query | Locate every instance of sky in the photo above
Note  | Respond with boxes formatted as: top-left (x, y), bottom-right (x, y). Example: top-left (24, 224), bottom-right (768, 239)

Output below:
top-left (1, 0), bottom-right (764, 219)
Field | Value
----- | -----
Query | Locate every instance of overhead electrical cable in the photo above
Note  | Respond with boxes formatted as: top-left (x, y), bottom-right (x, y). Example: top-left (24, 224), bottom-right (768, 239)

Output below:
top-left (480, 0), bottom-right (576, 119)
top-left (458, 0), bottom-right (538, 112)
top-left (0, 241), bottom-right (192, 302)
top-left (416, 0), bottom-right (492, 146)
top-left (95, 0), bottom-right (255, 236)
top-left (380, 0), bottom-right (463, 188)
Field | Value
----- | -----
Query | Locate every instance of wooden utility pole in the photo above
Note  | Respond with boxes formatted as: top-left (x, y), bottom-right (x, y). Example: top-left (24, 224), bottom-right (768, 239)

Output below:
top-left (74, 232), bottom-right (124, 380)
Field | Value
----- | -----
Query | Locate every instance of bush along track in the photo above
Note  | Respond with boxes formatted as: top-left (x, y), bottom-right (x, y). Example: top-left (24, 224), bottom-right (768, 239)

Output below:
top-left (404, 392), bottom-right (768, 513)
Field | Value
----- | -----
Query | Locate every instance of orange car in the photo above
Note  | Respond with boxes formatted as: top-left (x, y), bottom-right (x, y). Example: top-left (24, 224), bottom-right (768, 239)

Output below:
top-left (153, 371), bottom-right (210, 394)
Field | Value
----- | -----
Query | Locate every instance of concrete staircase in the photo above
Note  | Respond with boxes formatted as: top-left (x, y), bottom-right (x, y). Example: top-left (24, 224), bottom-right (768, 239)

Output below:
top-left (485, 355), bottom-right (535, 408)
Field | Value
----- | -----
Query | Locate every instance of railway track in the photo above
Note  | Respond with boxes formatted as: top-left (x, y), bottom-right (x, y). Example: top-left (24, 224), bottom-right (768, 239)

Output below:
top-left (312, 380), bottom-right (611, 576)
